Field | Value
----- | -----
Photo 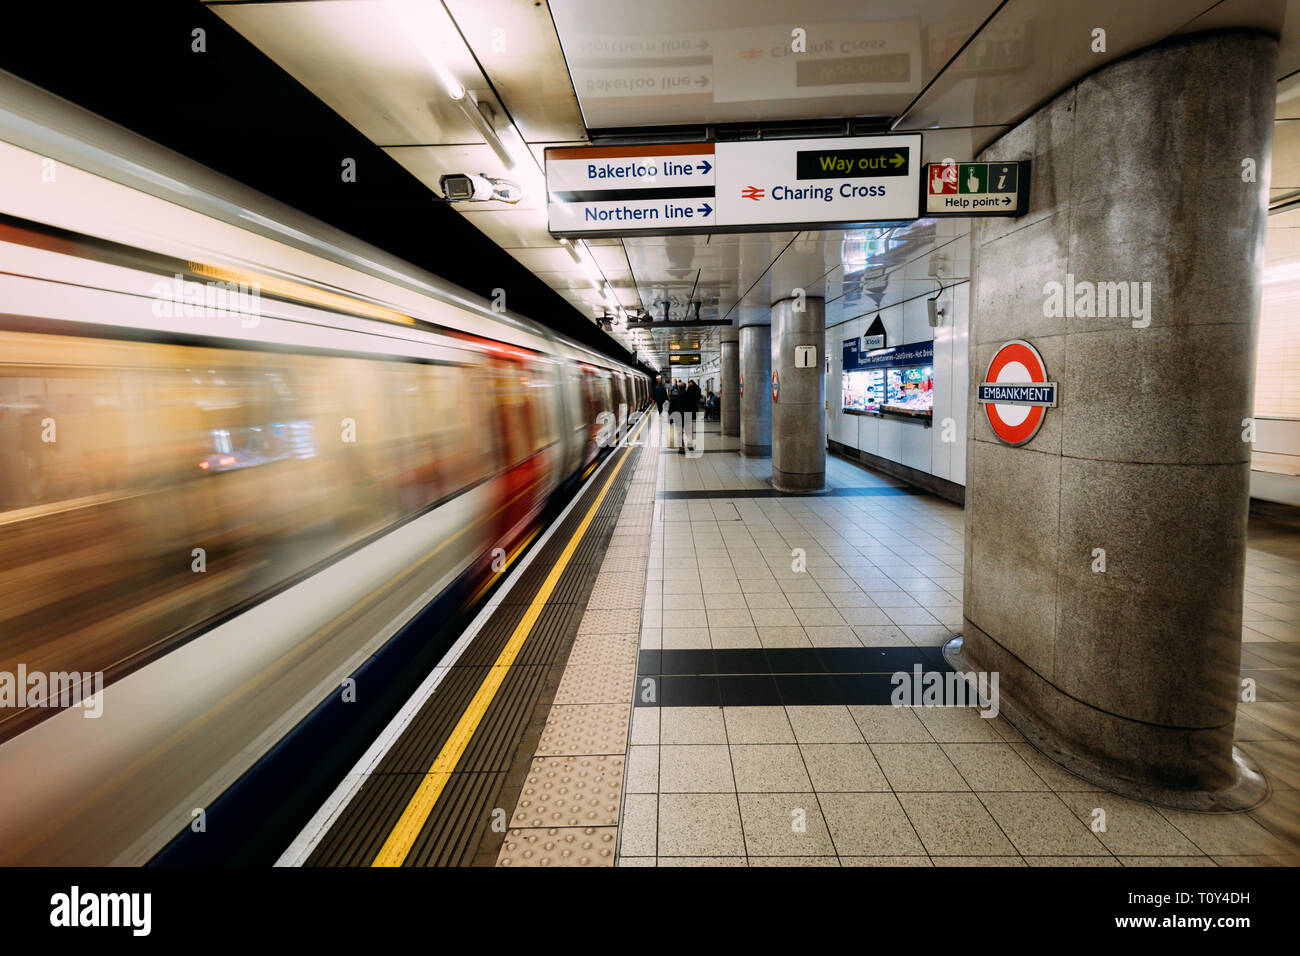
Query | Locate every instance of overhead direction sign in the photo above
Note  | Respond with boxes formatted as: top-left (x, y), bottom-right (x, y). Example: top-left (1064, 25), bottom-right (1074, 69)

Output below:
top-left (547, 134), bottom-right (922, 238)
top-left (924, 161), bottom-right (1029, 217)
top-left (546, 143), bottom-right (718, 234)
top-left (978, 340), bottom-right (1056, 446)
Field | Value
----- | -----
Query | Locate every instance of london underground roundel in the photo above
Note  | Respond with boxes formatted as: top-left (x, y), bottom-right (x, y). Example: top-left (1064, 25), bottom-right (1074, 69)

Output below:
top-left (977, 340), bottom-right (1057, 446)
top-left (771, 369), bottom-right (779, 402)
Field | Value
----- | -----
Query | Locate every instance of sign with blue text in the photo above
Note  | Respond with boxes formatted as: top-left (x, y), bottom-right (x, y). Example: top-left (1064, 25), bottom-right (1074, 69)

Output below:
top-left (978, 340), bottom-right (1057, 445)
top-left (843, 338), bottom-right (933, 372)
top-left (547, 134), bottom-right (922, 238)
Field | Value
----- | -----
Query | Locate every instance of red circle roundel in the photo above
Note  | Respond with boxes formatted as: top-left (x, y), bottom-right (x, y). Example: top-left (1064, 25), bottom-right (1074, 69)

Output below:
top-left (983, 340), bottom-right (1051, 446)
top-left (771, 369), bottom-right (779, 402)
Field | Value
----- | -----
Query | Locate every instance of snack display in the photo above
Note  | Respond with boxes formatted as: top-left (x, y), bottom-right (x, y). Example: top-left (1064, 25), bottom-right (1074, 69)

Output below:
top-left (841, 369), bottom-right (884, 413)
top-left (882, 366), bottom-right (934, 417)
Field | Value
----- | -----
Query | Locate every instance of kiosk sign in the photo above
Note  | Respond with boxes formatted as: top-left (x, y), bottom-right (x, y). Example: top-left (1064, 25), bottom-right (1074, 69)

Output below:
top-left (978, 340), bottom-right (1056, 446)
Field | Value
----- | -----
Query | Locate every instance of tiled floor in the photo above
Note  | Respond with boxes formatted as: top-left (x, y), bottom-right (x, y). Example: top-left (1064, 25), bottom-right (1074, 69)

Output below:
top-left (616, 412), bottom-right (1300, 867)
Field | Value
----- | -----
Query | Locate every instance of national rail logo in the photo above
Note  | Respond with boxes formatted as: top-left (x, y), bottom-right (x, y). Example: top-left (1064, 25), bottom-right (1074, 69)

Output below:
top-left (741, 185), bottom-right (764, 201)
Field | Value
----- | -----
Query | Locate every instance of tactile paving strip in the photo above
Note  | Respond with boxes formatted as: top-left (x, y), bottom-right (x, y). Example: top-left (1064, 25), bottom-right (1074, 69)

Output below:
top-left (510, 755), bottom-right (624, 828)
top-left (304, 420), bottom-right (650, 867)
top-left (496, 827), bottom-right (618, 867)
top-left (577, 607), bottom-right (642, 635)
top-left (494, 428), bottom-right (662, 866)
top-left (553, 662), bottom-right (639, 705)
top-left (534, 703), bottom-right (632, 755)
top-left (585, 572), bottom-right (646, 610)
top-left (564, 633), bottom-right (641, 667)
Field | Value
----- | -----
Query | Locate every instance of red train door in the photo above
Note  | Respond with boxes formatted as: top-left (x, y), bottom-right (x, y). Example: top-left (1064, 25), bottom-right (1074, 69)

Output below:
top-left (488, 354), bottom-right (544, 556)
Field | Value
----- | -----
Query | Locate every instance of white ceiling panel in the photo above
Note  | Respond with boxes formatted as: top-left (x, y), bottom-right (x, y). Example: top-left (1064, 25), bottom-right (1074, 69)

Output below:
top-left (443, 0), bottom-right (588, 141)
top-left (547, 0), bottom-right (1002, 128)
top-left (211, 0), bottom-right (490, 146)
top-left (893, 0), bottom-right (1283, 149)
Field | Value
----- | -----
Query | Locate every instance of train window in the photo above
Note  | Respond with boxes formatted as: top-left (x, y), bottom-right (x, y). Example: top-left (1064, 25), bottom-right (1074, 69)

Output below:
top-left (527, 359), bottom-right (557, 448)
top-left (449, 364), bottom-right (497, 485)
top-left (492, 360), bottom-right (535, 467)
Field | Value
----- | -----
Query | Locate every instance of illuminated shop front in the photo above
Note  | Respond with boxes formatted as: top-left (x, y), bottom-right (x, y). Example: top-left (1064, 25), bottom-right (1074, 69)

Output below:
top-left (840, 338), bottom-right (934, 421)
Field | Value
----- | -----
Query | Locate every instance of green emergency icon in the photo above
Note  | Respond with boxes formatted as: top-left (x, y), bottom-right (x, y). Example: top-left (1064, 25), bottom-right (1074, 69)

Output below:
top-left (958, 163), bottom-right (988, 194)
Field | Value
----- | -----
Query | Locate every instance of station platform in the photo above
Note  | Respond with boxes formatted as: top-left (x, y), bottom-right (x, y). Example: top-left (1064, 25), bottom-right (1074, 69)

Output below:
top-left (283, 410), bottom-right (1300, 867)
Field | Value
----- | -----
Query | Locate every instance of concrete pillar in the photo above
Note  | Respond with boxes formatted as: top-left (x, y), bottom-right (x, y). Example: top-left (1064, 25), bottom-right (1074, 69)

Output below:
top-left (740, 323), bottom-right (771, 457)
top-left (770, 296), bottom-right (825, 492)
top-left (953, 32), bottom-right (1275, 809)
top-left (720, 327), bottom-right (740, 437)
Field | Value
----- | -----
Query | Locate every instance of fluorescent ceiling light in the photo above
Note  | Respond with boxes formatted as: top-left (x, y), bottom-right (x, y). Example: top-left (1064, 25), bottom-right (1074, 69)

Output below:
top-left (386, 0), bottom-right (466, 99)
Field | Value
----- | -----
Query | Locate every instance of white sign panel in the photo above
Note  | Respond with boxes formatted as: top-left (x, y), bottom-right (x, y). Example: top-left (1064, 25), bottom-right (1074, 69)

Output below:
top-left (546, 144), bottom-right (717, 234)
top-left (794, 345), bottom-right (817, 368)
top-left (716, 135), bottom-right (920, 227)
top-left (547, 134), bottom-right (921, 237)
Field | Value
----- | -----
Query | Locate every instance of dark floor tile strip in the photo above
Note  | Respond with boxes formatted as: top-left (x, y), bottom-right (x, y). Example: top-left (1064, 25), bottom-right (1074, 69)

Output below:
top-left (634, 646), bottom-right (971, 707)
top-left (659, 448), bottom-right (739, 454)
top-left (656, 485), bottom-right (920, 499)
top-left (639, 646), bottom-right (946, 676)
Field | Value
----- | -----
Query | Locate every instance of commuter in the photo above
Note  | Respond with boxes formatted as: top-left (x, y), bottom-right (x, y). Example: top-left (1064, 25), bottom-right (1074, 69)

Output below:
top-left (677, 379), bottom-right (700, 455)
top-left (667, 383), bottom-right (684, 451)
top-left (652, 378), bottom-right (667, 415)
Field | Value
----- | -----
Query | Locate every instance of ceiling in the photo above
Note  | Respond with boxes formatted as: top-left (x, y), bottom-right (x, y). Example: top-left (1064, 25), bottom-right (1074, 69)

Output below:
top-left (206, 0), bottom-right (1300, 370)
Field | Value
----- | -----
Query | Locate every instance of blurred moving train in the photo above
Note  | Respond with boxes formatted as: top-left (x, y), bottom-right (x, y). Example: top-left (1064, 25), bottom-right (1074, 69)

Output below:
top-left (0, 71), bottom-right (648, 864)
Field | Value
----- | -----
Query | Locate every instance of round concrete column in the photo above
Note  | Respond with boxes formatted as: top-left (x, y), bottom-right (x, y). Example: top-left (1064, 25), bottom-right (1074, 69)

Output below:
top-left (720, 327), bottom-right (740, 437)
top-left (770, 296), bottom-right (825, 492)
top-left (740, 323), bottom-right (771, 457)
top-left (954, 32), bottom-right (1276, 808)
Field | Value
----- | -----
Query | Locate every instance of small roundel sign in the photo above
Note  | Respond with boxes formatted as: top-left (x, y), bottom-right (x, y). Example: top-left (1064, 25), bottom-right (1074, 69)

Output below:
top-left (771, 369), bottom-right (779, 402)
top-left (977, 340), bottom-right (1057, 446)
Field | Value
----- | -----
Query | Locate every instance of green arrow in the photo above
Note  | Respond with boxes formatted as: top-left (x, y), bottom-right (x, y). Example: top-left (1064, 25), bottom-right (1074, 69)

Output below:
top-left (891, 153), bottom-right (904, 167)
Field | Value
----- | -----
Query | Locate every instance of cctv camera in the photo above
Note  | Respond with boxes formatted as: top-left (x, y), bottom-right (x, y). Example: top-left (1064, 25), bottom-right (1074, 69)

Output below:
top-left (439, 173), bottom-right (522, 204)
top-left (440, 173), bottom-right (494, 202)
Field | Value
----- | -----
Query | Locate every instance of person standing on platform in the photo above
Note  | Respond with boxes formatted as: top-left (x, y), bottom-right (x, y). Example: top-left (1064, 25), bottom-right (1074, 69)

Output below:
top-left (667, 382), bottom-right (683, 451)
top-left (678, 380), bottom-right (700, 455)
top-left (653, 378), bottom-right (667, 415)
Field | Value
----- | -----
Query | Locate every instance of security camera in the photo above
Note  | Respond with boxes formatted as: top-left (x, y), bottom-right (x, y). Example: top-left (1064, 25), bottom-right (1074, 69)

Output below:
top-left (439, 173), bottom-right (522, 204)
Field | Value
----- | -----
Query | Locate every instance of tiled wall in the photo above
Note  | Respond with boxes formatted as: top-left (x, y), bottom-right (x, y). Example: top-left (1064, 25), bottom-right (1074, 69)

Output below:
top-left (825, 270), bottom-right (971, 487)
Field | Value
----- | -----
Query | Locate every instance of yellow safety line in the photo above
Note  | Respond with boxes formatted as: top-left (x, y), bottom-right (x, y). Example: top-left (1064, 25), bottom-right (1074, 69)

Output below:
top-left (463, 526), bottom-right (539, 609)
top-left (371, 417), bottom-right (648, 867)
